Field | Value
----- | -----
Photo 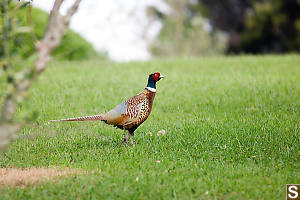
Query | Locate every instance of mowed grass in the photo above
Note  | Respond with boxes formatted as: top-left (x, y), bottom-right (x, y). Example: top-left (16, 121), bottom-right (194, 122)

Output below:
top-left (0, 55), bottom-right (299, 199)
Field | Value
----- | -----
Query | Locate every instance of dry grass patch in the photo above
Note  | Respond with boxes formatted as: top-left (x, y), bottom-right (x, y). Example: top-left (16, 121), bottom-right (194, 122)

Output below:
top-left (0, 167), bottom-right (84, 187)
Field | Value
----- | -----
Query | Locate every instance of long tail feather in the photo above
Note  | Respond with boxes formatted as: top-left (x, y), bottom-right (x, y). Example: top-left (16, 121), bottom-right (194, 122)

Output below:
top-left (49, 114), bottom-right (105, 123)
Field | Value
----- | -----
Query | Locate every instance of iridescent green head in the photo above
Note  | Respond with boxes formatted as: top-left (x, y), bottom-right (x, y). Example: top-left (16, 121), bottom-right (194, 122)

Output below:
top-left (146, 72), bottom-right (165, 90)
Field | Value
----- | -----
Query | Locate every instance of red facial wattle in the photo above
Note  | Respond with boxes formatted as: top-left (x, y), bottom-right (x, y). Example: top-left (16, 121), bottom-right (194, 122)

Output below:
top-left (152, 72), bottom-right (160, 82)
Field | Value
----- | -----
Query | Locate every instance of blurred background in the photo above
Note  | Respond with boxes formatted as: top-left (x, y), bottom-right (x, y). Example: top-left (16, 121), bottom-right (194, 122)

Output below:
top-left (3, 0), bottom-right (300, 62)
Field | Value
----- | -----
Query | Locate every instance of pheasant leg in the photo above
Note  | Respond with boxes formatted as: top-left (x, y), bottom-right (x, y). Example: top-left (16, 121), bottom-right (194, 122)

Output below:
top-left (123, 130), bottom-right (128, 143)
top-left (129, 132), bottom-right (135, 146)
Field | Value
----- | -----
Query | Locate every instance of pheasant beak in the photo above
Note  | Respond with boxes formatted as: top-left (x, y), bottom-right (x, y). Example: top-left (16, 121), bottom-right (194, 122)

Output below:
top-left (160, 74), bottom-right (165, 79)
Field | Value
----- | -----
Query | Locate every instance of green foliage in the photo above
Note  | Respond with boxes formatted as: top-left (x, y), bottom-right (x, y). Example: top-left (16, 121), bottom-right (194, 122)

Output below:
top-left (1, 55), bottom-right (299, 199)
top-left (159, 0), bottom-right (300, 53)
top-left (0, 4), bottom-right (98, 61)
top-left (242, 0), bottom-right (300, 53)
top-left (54, 29), bottom-right (98, 61)
top-left (151, 15), bottom-right (226, 57)
top-left (193, 0), bottom-right (300, 53)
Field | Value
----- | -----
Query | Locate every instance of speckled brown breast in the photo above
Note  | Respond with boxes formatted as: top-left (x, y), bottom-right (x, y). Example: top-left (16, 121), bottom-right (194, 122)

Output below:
top-left (124, 89), bottom-right (156, 132)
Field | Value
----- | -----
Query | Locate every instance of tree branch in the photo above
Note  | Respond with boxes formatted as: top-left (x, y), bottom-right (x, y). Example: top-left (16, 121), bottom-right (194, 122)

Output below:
top-left (0, 0), bottom-right (82, 152)
top-left (35, 0), bottom-right (82, 75)
top-left (65, 0), bottom-right (81, 22)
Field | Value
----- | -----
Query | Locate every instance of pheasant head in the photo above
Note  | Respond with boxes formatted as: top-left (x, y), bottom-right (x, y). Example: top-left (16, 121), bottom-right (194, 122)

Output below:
top-left (146, 72), bottom-right (164, 92)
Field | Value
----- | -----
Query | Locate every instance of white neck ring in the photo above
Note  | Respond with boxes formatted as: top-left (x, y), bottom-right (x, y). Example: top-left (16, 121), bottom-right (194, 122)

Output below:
top-left (146, 87), bottom-right (156, 92)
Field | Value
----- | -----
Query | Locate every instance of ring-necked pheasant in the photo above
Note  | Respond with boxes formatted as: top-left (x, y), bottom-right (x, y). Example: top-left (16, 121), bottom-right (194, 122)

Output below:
top-left (49, 72), bottom-right (164, 146)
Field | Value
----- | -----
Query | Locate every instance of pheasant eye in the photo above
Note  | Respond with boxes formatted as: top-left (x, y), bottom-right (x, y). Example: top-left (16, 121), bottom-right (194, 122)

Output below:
top-left (152, 74), bottom-right (159, 81)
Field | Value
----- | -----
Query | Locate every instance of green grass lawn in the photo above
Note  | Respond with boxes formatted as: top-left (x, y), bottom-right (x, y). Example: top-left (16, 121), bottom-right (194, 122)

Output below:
top-left (0, 55), bottom-right (299, 199)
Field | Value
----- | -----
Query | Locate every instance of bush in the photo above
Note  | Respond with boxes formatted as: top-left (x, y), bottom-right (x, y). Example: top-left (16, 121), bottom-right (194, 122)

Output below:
top-left (0, 5), bottom-right (98, 61)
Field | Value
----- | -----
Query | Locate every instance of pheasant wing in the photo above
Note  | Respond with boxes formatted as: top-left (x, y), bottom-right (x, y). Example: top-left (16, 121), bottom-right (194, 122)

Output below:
top-left (103, 91), bottom-right (146, 127)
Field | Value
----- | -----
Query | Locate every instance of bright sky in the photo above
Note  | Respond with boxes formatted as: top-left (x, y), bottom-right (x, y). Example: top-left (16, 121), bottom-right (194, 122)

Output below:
top-left (33, 0), bottom-right (170, 62)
